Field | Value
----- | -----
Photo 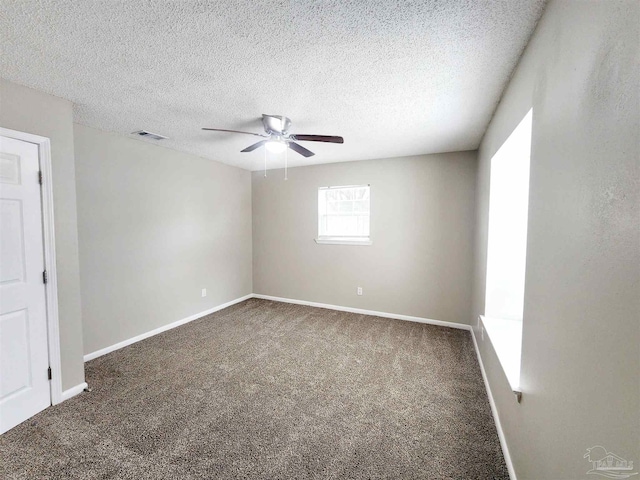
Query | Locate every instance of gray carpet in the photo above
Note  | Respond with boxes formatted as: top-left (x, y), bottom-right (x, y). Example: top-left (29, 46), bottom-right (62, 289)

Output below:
top-left (0, 298), bottom-right (508, 479)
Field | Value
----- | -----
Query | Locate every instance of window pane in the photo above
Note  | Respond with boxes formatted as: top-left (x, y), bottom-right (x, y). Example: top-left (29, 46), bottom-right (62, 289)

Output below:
top-left (318, 185), bottom-right (370, 238)
top-left (485, 109), bottom-right (532, 321)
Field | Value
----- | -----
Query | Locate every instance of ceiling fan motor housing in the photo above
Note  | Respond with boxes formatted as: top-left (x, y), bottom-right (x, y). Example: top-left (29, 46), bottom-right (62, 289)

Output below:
top-left (262, 114), bottom-right (292, 137)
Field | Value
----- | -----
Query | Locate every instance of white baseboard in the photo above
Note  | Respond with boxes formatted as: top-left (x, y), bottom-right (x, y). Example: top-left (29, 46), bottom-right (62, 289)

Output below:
top-left (471, 328), bottom-right (517, 480)
top-left (253, 294), bottom-right (472, 331)
top-left (59, 382), bottom-right (88, 403)
top-left (85, 293), bottom-right (470, 363)
top-left (83, 294), bottom-right (253, 362)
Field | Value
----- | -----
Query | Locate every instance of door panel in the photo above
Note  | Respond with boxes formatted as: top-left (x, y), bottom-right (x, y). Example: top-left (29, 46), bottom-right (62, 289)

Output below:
top-left (0, 135), bottom-right (50, 434)
top-left (0, 309), bottom-right (31, 399)
top-left (1, 199), bottom-right (26, 285)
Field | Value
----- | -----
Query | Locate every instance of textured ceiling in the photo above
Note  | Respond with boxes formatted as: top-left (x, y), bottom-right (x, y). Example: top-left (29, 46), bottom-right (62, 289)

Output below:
top-left (0, 1), bottom-right (546, 170)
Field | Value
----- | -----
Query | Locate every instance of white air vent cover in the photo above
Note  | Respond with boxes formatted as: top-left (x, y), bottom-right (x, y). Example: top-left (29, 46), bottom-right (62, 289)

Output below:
top-left (131, 130), bottom-right (168, 140)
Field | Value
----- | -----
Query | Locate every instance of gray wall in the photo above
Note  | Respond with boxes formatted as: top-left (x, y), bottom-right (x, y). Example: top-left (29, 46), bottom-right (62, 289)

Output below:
top-left (0, 79), bottom-right (85, 391)
top-left (471, 1), bottom-right (640, 478)
top-left (74, 125), bottom-right (252, 355)
top-left (253, 153), bottom-right (477, 324)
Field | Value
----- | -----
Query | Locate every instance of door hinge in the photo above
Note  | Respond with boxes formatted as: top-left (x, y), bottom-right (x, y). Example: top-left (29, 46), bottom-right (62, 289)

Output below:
top-left (47, 367), bottom-right (52, 380)
top-left (43, 270), bottom-right (48, 284)
top-left (38, 171), bottom-right (43, 185)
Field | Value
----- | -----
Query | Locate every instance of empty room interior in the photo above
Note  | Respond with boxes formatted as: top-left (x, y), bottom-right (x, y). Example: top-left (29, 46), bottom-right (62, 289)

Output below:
top-left (0, 1), bottom-right (638, 479)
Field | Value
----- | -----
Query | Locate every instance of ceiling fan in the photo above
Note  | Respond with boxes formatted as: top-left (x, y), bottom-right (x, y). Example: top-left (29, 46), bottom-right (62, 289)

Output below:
top-left (202, 114), bottom-right (344, 158)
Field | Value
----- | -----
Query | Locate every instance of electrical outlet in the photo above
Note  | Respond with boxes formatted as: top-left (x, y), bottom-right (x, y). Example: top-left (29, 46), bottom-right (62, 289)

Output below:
top-left (357, 287), bottom-right (363, 296)
top-left (201, 288), bottom-right (207, 298)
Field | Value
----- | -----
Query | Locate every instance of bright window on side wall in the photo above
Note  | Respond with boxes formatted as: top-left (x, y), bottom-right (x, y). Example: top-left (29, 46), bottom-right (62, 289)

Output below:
top-left (316, 185), bottom-right (371, 245)
top-left (483, 108), bottom-right (533, 391)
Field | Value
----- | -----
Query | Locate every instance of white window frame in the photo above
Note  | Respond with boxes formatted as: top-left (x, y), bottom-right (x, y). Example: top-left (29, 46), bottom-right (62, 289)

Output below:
top-left (315, 184), bottom-right (372, 246)
top-left (481, 108), bottom-right (533, 395)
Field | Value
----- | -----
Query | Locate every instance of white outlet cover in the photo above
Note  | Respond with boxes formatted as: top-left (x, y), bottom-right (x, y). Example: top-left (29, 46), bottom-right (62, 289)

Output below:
top-left (201, 288), bottom-right (207, 297)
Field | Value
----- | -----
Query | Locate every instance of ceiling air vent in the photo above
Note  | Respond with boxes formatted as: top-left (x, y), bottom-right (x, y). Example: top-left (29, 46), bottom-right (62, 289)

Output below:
top-left (131, 130), bottom-right (168, 140)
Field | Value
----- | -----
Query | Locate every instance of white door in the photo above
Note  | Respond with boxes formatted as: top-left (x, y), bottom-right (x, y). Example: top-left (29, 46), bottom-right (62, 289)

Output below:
top-left (0, 135), bottom-right (50, 434)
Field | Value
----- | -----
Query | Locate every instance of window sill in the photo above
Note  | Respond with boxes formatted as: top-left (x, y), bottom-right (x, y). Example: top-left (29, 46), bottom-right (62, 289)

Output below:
top-left (480, 315), bottom-right (522, 391)
top-left (314, 238), bottom-right (372, 246)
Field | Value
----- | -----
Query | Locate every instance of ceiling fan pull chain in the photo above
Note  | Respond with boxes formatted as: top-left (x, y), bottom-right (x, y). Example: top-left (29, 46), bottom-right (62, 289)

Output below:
top-left (284, 146), bottom-right (288, 180)
top-left (264, 147), bottom-right (267, 177)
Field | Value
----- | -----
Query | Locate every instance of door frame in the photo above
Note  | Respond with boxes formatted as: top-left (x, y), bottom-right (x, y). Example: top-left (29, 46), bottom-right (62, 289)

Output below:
top-left (0, 126), bottom-right (63, 405)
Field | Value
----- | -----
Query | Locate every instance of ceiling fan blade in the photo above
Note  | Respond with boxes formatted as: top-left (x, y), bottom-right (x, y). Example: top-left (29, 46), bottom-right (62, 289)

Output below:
top-left (288, 141), bottom-right (315, 158)
top-left (291, 134), bottom-right (344, 144)
top-left (202, 128), bottom-right (267, 138)
top-left (241, 140), bottom-right (268, 152)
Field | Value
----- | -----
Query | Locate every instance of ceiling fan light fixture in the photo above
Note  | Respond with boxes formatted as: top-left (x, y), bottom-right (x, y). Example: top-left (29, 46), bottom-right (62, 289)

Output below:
top-left (265, 140), bottom-right (287, 153)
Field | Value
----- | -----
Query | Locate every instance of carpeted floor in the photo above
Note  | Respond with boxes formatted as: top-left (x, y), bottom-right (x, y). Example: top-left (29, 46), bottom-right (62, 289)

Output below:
top-left (0, 299), bottom-right (508, 479)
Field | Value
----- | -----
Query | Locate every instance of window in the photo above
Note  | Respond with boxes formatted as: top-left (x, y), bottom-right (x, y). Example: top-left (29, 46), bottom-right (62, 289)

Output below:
top-left (315, 185), bottom-right (371, 245)
top-left (482, 109), bottom-right (532, 391)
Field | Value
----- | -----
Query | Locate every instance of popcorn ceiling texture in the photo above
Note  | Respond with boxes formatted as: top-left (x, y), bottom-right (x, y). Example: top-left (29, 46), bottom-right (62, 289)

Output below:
top-left (0, 1), bottom-right (545, 170)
